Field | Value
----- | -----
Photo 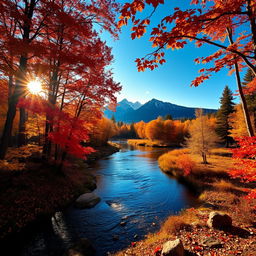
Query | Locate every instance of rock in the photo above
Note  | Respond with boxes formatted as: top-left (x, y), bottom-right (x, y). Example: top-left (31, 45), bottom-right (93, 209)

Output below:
top-left (75, 193), bottom-right (100, 209)
top-left (112, 235), bottom-right (119, 241)
top-left (120, 221), bottom-right (126, 226)
top-left (201, 237), bottom-right (222, 248)
top-left (64, 238), bottom-right (95, 256)
top-left (207, 211), bottom-right (232, 229)
top-left (161, 239), bottom-right (184, 256)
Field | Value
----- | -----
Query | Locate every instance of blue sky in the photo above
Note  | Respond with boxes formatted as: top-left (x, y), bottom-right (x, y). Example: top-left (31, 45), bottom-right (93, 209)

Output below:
top-left (103, 1), bottom-right (241, 109)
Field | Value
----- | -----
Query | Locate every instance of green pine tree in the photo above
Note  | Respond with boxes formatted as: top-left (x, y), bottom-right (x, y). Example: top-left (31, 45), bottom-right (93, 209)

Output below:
top-left (164, 114), bottom-right (173, 120)
top-left (111, 115), bottom-right (116, 123)
top-left (216, 85), bottom-right (235, 147)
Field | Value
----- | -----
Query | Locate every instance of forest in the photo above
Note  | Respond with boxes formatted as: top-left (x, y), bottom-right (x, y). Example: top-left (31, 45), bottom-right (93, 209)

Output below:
top-left (0, 0), bottom-right (255, 256)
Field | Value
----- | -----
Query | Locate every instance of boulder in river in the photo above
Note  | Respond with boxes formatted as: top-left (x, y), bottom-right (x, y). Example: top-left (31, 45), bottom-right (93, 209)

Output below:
top-left (120, 221), bottom-right (126, 226)
top-left (64, 238), bottom-right (95, 256)
top-left (75, 193), bottom-right (101, 209)
top-left (161, 239), bottom-right (184, 256)
top-left (207, 211), bottom-right (232, 230)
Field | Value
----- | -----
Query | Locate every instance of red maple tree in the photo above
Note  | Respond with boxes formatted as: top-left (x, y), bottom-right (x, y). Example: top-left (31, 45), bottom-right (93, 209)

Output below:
top-left (119, 0), bottom-right (256, 136)
top-left (0, 0), bottom-right (121, 161)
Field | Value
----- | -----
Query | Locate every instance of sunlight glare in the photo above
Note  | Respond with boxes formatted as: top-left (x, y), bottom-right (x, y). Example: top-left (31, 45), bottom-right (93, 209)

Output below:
top-left (27, 79), bottom-right (42, 94)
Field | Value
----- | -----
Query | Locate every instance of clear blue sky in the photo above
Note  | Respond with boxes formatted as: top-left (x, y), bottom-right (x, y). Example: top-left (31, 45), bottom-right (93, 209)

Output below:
top-left (103, 1), bottom-right (241, 109)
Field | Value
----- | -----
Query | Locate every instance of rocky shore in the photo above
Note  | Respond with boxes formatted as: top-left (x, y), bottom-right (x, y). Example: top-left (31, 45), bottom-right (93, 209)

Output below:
top-left (0, 142), bottom-right (119, 241)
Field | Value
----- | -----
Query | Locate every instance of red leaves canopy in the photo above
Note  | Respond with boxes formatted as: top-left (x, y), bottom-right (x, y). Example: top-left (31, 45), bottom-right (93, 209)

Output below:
top-left (119, 0), bottom-right (256, 86)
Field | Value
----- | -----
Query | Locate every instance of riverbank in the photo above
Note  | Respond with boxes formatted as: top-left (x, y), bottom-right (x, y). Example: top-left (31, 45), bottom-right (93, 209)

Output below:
top-left (113, 148), bottom-right (256, 256)
top-left (0, 142), bottom-right (119, 240)
top-left (127, 139), bottom-right (179, 148)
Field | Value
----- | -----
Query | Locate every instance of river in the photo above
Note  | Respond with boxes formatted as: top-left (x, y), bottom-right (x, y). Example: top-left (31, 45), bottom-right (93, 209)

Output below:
top-left (12, 141), bottom-right (198, 256)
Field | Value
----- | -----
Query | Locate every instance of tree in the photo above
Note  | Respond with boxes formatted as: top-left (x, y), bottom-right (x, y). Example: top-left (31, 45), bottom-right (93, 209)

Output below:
top-left (243, 69), bottom-right (256, 130)
top-left (164, 114), bottom-right (173, 120)
top-left (216, 86), bottom-right (235, 147)
top-left (111, 115), bottom-right (116, 123)
top-left (186, 109), bottom-right (217, 164)
top-left (145, 119), bottom-right (164, 141)
top-left (0, 0), bottom-right (121, 160)
top-left (119, 0), bottom-right (256, 137)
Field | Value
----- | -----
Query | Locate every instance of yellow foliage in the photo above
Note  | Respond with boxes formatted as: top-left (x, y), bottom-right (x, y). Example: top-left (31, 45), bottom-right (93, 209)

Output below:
top-left (229, 104), bottom-right (249, 138)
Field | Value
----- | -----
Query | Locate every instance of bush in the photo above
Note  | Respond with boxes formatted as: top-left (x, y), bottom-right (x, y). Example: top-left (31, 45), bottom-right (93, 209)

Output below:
top-left (158, 149), bottom-right (195, 176)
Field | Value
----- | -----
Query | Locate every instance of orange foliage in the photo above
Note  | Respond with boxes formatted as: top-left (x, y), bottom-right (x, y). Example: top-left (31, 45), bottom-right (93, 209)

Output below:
top-left (90, 117), bottom-right (117, 146)
top-left (134, 121), bottom-right (146, 138)
top-left (133, 118), bottom-right (190, 144)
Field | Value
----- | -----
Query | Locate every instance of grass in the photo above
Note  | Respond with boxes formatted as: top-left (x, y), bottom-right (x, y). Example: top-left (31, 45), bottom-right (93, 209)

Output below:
top-left (158, 149), bottom-right (195, 176)
top-left (160, 209), bottom-right (200, 235)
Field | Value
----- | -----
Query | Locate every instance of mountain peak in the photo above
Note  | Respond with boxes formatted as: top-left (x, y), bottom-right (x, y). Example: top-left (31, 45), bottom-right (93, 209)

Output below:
top-left (119, 98), bottom-right (142, 110)
top-left (104, 98), bottom-right (216, 123)
top-left (120, 98), bottom-right (129, 103)
top-left (148, 98), bottom-right (162, 103)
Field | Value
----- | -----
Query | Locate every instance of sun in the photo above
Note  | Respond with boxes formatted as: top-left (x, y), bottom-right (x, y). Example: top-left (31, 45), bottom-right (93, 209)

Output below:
top-left (27, 79), bottom-right (42, 94)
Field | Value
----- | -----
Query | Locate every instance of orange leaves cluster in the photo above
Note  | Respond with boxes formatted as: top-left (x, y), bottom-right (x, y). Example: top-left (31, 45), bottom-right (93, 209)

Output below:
top-left (230, 136), bottom-right (256, 183)
top-left (230, 136), bottom-right (256, 200)
top-left (134, 118), bottom-right (190, 144)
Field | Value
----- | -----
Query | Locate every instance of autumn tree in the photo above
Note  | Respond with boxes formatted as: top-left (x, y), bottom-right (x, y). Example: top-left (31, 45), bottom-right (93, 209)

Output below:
top-left (90, 117), bottom-right (117, 146)
top-left (216, 86), bottom-right (235, 147)
top-left (134, 121), bottom-right (146, 138)
top-left (0, 0), bottom-right (121, 161)
top-left (186, 109), bottom-right (217, 164)
top-left (0, 0), bottom-right (52, 158)
top-left (119, 0), bottom-right (256, 137)
top-left (145, 118), bottom-right (164, 141)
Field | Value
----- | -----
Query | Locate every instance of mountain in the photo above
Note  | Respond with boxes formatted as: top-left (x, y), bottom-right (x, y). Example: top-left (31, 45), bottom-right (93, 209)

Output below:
top-left (119, 99), bottom-right (142, 110)
top-left (104, 99), bottom-right (134, 121)
top-left (104, 98), bottom-right (216, 123)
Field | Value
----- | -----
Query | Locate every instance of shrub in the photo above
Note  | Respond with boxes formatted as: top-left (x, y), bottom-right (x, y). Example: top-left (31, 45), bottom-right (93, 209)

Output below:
top-left (158, 149), bottom-right (195, 176)
top-left (176, 154), bottom-right (195, 176)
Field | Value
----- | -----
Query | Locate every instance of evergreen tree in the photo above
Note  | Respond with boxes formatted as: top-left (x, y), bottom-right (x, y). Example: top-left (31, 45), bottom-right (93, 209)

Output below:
top-left (164, 114), bottom-right (173, 120)
top-left (216, 86), bottom-right (235, 147)
top-left (111, 115), bottom-right (116, 123)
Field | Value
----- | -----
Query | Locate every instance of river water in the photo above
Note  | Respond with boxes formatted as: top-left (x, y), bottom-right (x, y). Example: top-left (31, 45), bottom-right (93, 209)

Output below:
top-left (14, 141), bottom-right (198, 256)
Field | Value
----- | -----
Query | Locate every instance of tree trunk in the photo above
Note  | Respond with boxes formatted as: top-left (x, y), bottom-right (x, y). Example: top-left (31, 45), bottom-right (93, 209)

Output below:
top-left (0, 100), bottom-right (17, 159)
top-left (42, 116), bottom-right (52, 160)
top-left (18, 107), bottom-right (26, 146)
top-left (0, 56), bottom-right (28, 159)
top-left (234, 62), bottom-right (255, 137)
top-left (226, 27), bottom-right (255, 137)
